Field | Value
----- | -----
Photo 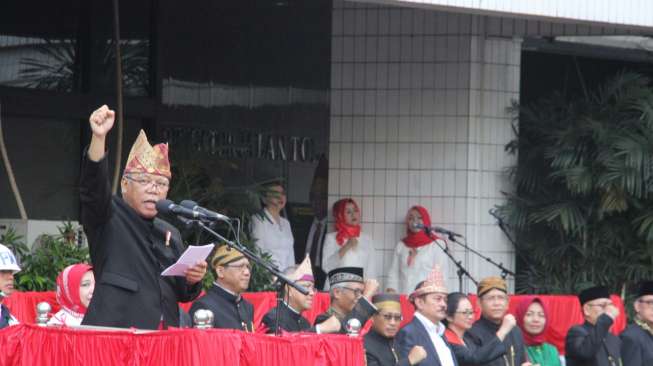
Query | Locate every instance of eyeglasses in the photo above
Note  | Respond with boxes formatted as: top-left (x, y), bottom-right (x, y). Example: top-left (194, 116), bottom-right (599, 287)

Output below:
top-left (638, 299), bottom-right (653, 306)
top-left (587, 302), bottom-right (613, 309)
top-left (341, 286), bottom-right (364, 297)
top-left (380, 313), bottom-right (403, 322)
top-left (223, 263), bottom-right (252, 272)
top-left (455, 310), bottom-right (475, 317)
top-left (125, 175), bottom-right (170, 189)
top-left (482, 295), bottom-right (508, 302)
top-left (296, 282), bottom-right (316, 292)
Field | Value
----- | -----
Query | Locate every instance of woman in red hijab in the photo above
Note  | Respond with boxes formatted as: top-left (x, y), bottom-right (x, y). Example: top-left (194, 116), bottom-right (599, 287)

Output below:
top-left (48, 263), bottom-right (95, 326)
top-left (386, 206), bottom-right (450, 294)
top-left (516, 296), bottom-right (562, 366)
top-left (322, 198), bottom-right (377, 287)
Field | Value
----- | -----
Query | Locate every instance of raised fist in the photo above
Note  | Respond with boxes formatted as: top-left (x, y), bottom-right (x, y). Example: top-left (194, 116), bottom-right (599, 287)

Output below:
top-left (89, 105), bottom-right (115, 138)
top-left (363, 279), bottom-right (379, 300)
top-left (408, 345), bottom-right (427, 365)
top-left (501, 313), bottom-right (517, 330)
top-left (318, 314), bottom-right (342, 334)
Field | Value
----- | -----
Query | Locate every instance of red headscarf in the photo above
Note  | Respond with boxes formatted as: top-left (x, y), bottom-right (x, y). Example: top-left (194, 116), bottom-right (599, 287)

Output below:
top-left (515, 296), bottom-right (548, 346)
top-left (333, 198), bottom-right (361, 246)
top-left (56, 263), bottom-right (93, 316)
top-left (402, 206), bottom-right (441, 249)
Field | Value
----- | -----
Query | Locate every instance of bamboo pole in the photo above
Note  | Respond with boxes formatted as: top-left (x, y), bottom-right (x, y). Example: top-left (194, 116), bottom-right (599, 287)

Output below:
top-left (0, 102), bottom-right (28, 219)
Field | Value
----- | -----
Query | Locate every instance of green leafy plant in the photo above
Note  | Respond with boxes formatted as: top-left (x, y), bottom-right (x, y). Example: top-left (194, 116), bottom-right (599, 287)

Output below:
top-left (497, 72), bottom-right (653, 296)
top-left (0, 223), bottom-right (89, 291)
top-left (168, 158), bottom-right (278, 292)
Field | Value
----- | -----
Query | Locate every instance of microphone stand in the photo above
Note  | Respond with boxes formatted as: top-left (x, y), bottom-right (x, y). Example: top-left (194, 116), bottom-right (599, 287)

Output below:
top-left (446, 234), bottom-right (515, 279)
top-left (434, 238), bottom-right (477, 291)
top-left (181, 217), bottom-right (309, 336)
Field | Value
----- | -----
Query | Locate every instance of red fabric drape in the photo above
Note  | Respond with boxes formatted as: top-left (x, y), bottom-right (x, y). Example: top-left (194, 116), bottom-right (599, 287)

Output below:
top-left (0, 324), bottom-right (364, 366)
top-left (4, 291), bottom-right (626, 356)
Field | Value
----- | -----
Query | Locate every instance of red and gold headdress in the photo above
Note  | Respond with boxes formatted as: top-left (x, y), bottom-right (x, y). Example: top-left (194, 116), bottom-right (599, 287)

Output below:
top-left (124, 130), bottom-right (171, 178)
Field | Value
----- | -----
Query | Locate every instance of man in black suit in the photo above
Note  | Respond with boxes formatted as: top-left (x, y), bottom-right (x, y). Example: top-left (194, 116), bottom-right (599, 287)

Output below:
top-left (80, 105), bottom-right (206, 329)
top-left (189, 245), bottom-right (254, 331)
top-left (565, 285), bottom-right (622, 366)
top-left (365, 293), bottom-right (426, 366)
top-left (396, 266), bottom-right (458, 366)
top-left (620, 281), bottom-right (653, 366)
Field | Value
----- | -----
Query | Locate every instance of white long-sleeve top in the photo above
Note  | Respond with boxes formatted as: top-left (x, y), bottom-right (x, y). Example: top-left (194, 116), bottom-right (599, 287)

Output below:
top-left (386, 239), bottom-right (451, 295)
top-left (251, 209), bottom-right (295, 271)
top-left (47, 308), bottom-right (85, 326)
top-left (322, 231), bottom-right (378, 284)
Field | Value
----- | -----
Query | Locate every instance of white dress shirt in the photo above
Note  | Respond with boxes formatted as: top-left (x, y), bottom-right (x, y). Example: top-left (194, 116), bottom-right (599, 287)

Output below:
top-left (386, 240), bottom-right (451, 294)
top-left (322, 231), bottom-right (377, 284)
top-left (251, 208), bottom-right (295, 271)
top-left (413, 311), bottom-right (456, 366)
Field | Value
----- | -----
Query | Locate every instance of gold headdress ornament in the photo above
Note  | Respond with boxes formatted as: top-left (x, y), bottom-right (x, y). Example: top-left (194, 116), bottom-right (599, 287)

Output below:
top-left (124, 130), bottom-right (171, 178)
top-left (289, 255), bottom-right (315, 282)
top-left (409, 264), bottom-right (448, 300)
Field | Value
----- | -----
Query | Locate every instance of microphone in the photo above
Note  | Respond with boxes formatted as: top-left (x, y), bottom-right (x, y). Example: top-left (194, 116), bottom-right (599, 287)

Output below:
top-left (180, 200), bottom-right (231, 222)
top-left (156, 199), bottom-right (209, 221)
top-left (412, 223), bottom-right (463, 238)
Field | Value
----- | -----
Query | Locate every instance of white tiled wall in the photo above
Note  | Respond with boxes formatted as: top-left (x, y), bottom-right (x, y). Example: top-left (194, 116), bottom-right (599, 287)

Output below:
top-left (329, 1), bottom-right (521, 292)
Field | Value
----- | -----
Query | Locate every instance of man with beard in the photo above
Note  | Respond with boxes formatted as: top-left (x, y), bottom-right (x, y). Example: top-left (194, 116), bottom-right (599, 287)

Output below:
top-left (396, 265), bottom-right (457, 366)
top-left (81, 105), bottom-right (207, 329)
top-left (189, 245), bottom-right (254, 331)
top-left (365, 293), bottom-right (427, 366)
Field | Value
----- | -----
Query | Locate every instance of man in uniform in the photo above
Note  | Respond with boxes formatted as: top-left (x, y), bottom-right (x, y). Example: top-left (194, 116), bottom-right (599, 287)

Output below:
top-left (620, 280), bottom-right (653, 366)
top-left (0, 244), bottom-right (21, 328)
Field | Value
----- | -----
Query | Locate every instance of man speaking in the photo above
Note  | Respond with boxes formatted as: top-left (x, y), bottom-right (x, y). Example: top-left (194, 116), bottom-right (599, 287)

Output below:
top-left (80, 105), bottom-right (206, 329)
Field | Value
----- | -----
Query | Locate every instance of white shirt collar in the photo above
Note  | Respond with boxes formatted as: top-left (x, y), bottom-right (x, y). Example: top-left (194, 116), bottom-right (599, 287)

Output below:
top-left (414, 311), bottom-right (446, 336)
top-left (283, 301), bottom-right (301, 315)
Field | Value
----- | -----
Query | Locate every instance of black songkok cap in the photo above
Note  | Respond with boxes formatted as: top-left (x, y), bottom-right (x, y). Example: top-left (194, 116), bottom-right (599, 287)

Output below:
top-left (636, 281), bottom-right (653, 298)
top-left (578, 285), bottom-right (610, 306)
top-left (328, 267), bottom-right (364, 286)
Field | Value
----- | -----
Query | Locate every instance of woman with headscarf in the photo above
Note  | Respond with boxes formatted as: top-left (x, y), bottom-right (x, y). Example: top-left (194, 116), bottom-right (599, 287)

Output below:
top-left (322, 198), bottom-right (377, 287)
top-left (516, 296), bottom-right (562, 366)
top-left (386, 206), bottom-right (450, 294)
top-left (48, 263), bottom-right (95, 326)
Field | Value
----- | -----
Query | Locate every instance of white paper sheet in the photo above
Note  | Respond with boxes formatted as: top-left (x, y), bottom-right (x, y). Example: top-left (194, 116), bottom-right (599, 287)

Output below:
top-left (161, 243), bottom-right (215, 276)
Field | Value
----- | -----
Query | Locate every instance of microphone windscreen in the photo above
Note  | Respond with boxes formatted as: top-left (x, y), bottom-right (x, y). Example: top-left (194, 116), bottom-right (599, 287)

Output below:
top-left (155, 199), bottom-right (175, 214)
top-left (180, 200), bottom-right (198, 210)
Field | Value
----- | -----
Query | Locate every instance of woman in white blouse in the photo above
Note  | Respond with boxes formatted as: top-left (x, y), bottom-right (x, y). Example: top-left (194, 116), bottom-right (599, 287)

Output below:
top-left (322, 198), bottom-right (377, 285)
top-left (48, 263), bottom-right (95, 326)
top-left (386, 205), bottom-right (450, 294)
top-left (251, 181), bottom-right (295, 271)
